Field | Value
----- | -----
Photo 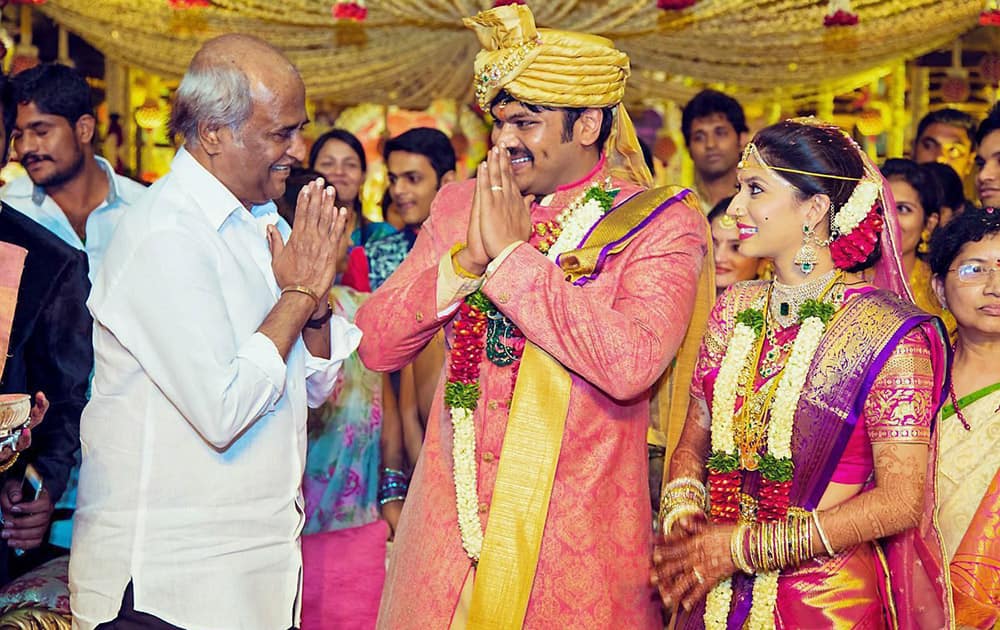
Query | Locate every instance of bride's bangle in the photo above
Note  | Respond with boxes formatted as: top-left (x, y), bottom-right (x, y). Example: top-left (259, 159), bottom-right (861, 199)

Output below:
top-left (811, 510), bottom-right (836, 556)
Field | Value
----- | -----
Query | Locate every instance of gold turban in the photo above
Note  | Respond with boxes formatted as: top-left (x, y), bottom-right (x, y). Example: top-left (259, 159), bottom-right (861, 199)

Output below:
top-left (463, 5), bottom-right (653, 188)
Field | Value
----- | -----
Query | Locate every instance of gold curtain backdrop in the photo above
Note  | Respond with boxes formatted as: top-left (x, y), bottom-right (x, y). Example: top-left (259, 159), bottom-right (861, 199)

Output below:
top-left (38, 0), bottom-right (982, 107)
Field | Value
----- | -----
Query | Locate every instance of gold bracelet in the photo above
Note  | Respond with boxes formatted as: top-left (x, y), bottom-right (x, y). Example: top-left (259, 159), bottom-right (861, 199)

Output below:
top-left (773, 521), bottom-right (785, 570)
top-left (790, 516), bottom-right (804, 566)
top-left (748, 523), bottom-right (761, 571)
top-left (0, 451), bottom-right (19, 474)
top-left (660, 503), bottom-right (704, 535)
top-left (281, 285), bottom-right (320, 307)
top-left (449, 243), bottom-right (483, 280)
top-left (730, 522), bottom-right (754, 574)
top-left (797, 514), bottom-right (813, 565)
top-left (811, 510), bottom-right (835, 556)
top-left (760, 521), bottom-right (779, 571)
top-left (660, 477), bottom-right (707, 514)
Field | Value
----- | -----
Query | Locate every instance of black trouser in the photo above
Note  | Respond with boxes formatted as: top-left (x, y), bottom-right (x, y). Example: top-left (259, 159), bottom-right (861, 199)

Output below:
top-left (95, 581), bottom-right (185, 630)
top-left (95, 581), bottom-right (300, 630)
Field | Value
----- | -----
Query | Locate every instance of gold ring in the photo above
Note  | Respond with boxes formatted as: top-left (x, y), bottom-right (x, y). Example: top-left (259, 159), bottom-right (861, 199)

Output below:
top-left (693, 567), bottom-right (704, 584)
top-left (490, 185), bottom-right (503, 191)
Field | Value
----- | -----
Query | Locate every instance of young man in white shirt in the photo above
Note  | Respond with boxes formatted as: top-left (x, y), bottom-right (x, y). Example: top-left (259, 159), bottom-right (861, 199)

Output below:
top-left (0, 63), bottom-right (147, 281)
top-left (69, 35), bottom-right (360, 630)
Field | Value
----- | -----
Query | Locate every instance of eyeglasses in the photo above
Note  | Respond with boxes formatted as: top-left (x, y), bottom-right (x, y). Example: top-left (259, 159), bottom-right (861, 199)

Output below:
top-left (948, 261), bottom-right (1000, 284)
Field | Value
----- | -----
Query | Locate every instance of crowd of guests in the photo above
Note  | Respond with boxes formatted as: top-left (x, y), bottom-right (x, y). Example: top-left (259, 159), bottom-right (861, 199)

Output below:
top-left (0, 6), bottom-right (997, 627)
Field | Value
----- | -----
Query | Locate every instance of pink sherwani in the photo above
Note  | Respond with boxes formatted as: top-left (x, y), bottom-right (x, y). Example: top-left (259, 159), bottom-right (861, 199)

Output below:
top-left (357, 162), bottom-right (706, 629)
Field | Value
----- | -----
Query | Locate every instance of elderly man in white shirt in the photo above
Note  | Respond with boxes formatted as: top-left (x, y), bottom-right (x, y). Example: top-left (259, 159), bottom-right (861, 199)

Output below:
top-left (69, 35), bottom-right (360, 630)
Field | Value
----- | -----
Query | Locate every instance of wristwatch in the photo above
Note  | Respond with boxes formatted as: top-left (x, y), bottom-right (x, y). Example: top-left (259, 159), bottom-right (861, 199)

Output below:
top-left (305, 303), bottom-right (334, 329)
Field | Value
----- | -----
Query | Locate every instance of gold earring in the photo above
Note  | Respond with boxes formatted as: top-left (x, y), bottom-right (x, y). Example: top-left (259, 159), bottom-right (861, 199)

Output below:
top-left (793, 224), bottom-right (819, 275)
top-left (918, 228), bottom-right (931, 255)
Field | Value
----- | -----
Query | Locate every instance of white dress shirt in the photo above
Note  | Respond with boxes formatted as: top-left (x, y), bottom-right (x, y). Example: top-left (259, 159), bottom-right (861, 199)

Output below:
top-left (70, 148), bottom-right (360, 630)
top-left (0, 156), bottom-right (147, 281)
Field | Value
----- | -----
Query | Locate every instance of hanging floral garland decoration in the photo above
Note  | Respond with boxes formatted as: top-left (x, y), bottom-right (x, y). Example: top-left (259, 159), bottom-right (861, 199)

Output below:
top-left (824, 0), bottom-right (858, 26)
top-left (332, 0), bottom-right (367, 22)
top-left (981, 0), bottom-right (1000, 26)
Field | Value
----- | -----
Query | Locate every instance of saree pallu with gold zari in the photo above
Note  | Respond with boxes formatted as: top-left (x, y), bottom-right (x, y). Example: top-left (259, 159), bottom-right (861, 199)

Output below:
top-left (677, 283), bottom-right (951, 630)
top-left (938, 386), bottom-right (1000, 629)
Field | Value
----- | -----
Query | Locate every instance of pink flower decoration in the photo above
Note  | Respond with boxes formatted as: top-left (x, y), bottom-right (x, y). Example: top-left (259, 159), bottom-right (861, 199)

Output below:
top-left (830, 205), bottom-right (883, 269)
top-left (824, 9), bottom-right (859, 26)
top-left (657, 0), bottom-right (697, 9)
top-left (980, 10), bottom-right (1000, 26)
top-left (332, 1), bottom-right (367, 22)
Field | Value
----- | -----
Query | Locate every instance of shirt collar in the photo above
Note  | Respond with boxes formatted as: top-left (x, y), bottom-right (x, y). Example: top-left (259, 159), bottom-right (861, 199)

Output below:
top-left (170, 147), bottom-right (251, 231)
top-left (554, 153), bottom-right (607, 194)
top-left (31, 155), bottom-right (120, 207)
top-left (537, 153), bottom-right (610, 209)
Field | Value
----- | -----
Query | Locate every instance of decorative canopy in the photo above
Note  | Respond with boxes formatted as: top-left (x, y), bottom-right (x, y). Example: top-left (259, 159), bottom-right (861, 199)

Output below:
top-left (38, 0), bottom-right (982, 107)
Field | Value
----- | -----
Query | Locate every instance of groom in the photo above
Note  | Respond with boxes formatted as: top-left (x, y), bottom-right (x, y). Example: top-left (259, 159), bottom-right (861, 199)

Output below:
top-left (356, 5), bottom-right (708, 628)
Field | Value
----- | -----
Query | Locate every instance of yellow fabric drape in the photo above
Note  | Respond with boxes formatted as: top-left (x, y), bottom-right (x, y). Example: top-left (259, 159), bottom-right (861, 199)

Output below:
top-left (39, 1), bottom-right (980, 109)
top-left (467, 343), bottom-right (570, 630)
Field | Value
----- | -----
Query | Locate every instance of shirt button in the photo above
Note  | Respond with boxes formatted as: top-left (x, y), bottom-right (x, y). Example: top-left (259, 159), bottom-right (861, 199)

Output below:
top-left (415, 311), bottom-right (424, 322)
top-left (497, 292), bottom-right (511, 304)
top-left (478, 502), bottom-right (490, 514)
top-left (482, 451), bottom-right (495, 463)
top-left (487, 400), bottom-right (498, 411)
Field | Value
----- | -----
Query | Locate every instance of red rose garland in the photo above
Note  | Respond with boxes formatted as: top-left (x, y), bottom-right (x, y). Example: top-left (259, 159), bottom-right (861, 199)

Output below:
top-left (830, 205), bottom-right (882, 269)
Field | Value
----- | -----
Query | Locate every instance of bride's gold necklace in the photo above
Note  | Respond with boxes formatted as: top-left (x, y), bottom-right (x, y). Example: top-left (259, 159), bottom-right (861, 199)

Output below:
top-left (769, 268), bottom-right (837, 328)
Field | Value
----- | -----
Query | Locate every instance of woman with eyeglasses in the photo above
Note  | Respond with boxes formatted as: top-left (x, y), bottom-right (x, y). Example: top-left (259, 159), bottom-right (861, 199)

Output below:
top-left (928, 208), bottom-right (1000, 629)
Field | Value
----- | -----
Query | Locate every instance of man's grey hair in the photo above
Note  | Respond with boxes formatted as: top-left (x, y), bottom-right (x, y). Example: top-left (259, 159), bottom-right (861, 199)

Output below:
top-left (169, 61), bottom-right (253, 146)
